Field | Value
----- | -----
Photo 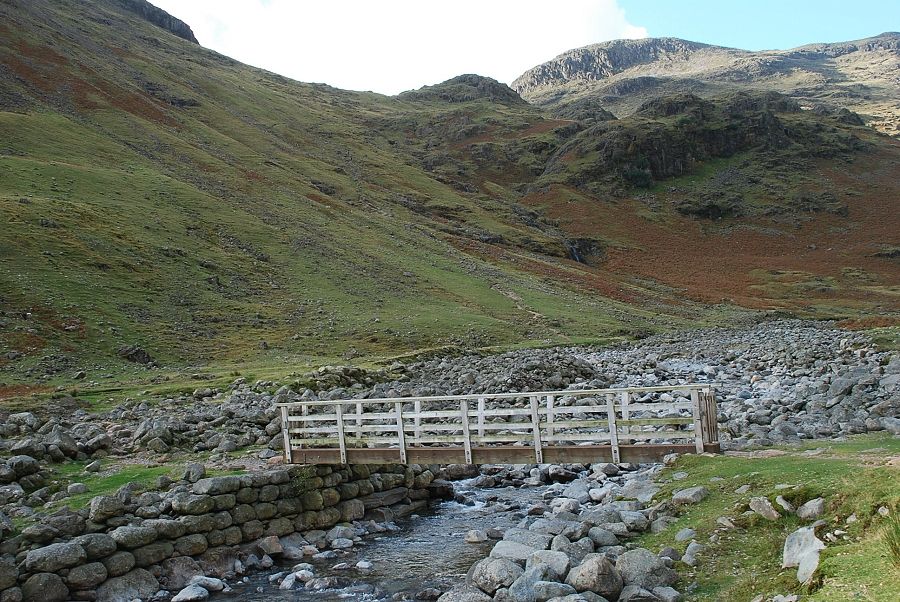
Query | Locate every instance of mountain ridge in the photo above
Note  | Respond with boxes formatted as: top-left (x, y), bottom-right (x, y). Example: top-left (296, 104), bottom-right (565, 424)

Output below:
top-left (512, 32), bottom-right (900, 137)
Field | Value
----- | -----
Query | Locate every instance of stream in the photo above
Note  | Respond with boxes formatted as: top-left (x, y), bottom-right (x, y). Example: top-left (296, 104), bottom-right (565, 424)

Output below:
top-left (212, 480), bottom-right (548, 601)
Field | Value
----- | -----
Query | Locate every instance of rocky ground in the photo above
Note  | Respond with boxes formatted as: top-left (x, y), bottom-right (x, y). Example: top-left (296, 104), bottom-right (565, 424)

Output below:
top-left (1, 320), bottom-right (897, 519)
top-left (0, 319), bottom-right (897, 601)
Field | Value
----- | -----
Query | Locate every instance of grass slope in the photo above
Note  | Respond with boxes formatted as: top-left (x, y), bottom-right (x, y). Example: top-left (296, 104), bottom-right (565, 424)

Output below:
top-left (0, 0), bottom-right (897, 404)
top-left (636, 434), bottom-right (900, 601)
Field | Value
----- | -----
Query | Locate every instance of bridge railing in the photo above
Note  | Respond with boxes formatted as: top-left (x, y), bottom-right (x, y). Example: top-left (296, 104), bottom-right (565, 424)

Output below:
top-left (277, 384), bottom-right (719, 465)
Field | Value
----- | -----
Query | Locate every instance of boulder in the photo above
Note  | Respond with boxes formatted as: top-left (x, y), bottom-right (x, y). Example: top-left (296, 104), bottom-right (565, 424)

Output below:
top-left (749, 497), bottom-right (781, 521)
top-left (437, 585), bottom-right (492, 602)
top-left (96, 568), bottom-right (159, 602)
top-left (526, 550), bottom-right (571, 581)
top-left (508, 564), bottom-right (552, 602)
top-left (110, 525), bottom-right (157, 549)
top-left (671, 487), bottom-right (708, 505)
top-left (21, 573), bottom-right (68, 602)
top-left (470, 558), bottom-right (523, 595)
top-left (25, 542), bottom-right (86, 573)
top-left (782, 526), bottom-right (825, 584)
top-left (796, 498), bottom-right (825, 520)
top-left (89, 495), bottom-right (125, 522)
top-left (490, 540), bottom-right (537, 564)
top-left (565, 555), bottom-right (623, 599)
top-left (172, 585), bottom-right (209, 602)
top-left (66, 562), bottom-right (108, 589)
top-left (615, 548), bottom-right (677, 588)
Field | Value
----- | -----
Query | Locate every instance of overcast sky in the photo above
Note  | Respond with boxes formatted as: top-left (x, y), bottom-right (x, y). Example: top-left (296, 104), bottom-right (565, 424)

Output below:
top-left (151, 0), bottom-right (647, 95)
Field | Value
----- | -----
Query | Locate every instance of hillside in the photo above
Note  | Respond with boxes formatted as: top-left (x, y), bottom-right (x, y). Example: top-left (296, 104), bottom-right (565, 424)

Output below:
top-left (512, 34), bottom-right (900, 137)
top-left (0, 0), bottom-right (898, 396)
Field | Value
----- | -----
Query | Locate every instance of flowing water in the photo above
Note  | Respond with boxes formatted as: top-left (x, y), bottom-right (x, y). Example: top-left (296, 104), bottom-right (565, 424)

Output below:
top-left (213, 481), bottom-right (548, 601)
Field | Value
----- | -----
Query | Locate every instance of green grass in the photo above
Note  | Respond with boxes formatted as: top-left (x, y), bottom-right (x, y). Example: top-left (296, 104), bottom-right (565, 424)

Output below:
top-left (631, 434), bottom-right (900, 601)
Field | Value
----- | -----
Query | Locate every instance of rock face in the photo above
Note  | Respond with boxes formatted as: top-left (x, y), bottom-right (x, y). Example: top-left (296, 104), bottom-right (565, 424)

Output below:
top-left (511, 33), bottom-right (900, 137)
top-left (115, 0), bottom-right (199, 43)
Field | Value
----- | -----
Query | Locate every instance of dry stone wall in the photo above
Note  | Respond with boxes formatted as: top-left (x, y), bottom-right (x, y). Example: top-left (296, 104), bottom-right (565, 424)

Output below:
top-left (0, 463), bottom-right (452, 602)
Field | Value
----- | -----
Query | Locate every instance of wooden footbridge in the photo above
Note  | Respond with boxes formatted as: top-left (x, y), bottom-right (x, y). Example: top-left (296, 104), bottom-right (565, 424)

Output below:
top-left (278, 384), bottom-right (719, 465)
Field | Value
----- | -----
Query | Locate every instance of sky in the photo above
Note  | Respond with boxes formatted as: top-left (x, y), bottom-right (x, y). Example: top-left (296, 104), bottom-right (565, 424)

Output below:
top-left (152, 0), bottom-right (899, 96)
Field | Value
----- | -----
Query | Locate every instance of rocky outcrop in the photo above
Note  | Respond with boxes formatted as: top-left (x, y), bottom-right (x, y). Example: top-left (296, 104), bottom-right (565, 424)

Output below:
top-left (114, 0), bottom-right (199, 44)
top-left (399, 74), bottom-right (526, 105)
top-left (512, 37), bottom-right (714, 97)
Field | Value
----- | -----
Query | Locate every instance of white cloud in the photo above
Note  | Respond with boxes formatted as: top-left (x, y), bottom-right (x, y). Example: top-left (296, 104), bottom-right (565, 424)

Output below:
top-left (150, 0), bottom-right (647, 95)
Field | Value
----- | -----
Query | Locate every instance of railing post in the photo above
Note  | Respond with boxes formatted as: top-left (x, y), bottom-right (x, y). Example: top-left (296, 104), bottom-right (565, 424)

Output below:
top-left (335, 402), bottom-right (347, 464)
top-left (477, 397), bottom-right (485, 438)
top-left (280, 406), bottom-right (291, 463)
top-left (606, 393), bottom-right (620, 463)
top-left (355, 402), bottom-right (363, 441)
top-left (395, 402), bottom-right (407, 464)
top-left (546, 395), bottom-right (555, 441)
top-left (690, 388), bottom-right (704, 453)
top-left (530, 395), bottom-right (543, 464)
top-left (460, 399), bottom-right (472, 464)
top-left (620, 391), bottom-right (630, 445)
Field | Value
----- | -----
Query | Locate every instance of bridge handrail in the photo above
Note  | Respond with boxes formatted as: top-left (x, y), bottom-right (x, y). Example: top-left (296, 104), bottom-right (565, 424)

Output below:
top-left (275, 383), bottom-right (716, 408)
top-left (279, 383), bottom-right (719, 465)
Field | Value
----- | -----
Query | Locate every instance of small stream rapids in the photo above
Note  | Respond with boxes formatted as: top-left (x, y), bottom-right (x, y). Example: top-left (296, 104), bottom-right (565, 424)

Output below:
top-left (212, 479), bottom-right (549, 601)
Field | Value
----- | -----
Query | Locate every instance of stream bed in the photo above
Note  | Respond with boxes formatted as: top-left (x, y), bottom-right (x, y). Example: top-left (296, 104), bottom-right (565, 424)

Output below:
top-left (212, 480), bottom-right (548, 601)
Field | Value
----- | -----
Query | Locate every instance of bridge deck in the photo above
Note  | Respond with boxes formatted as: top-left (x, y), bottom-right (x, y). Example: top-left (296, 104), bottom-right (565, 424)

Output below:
top-left (278, 384), bottom-right (719, 465)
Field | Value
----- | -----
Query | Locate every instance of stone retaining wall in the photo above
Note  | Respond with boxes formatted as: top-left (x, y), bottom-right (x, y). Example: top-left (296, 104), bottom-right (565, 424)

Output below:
top-left (0, 463), bottom-right (453, 602)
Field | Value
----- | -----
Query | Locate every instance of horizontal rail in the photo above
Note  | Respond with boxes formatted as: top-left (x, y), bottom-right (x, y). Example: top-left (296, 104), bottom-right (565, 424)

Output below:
top-left (280, 384), bottom-right (718, 465)
top-left (276, 384), bottom-right (714, 408)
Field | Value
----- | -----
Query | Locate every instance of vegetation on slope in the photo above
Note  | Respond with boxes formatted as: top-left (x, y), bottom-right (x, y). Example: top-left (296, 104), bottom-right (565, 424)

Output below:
top-left (0, 0), bottom-right (898, 401)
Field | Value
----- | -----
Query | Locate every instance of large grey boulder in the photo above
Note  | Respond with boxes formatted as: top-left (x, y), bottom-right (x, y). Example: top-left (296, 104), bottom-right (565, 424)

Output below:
top-left (192, 476), bottom-right (241, 495)
top-left (6, 455), bottom-right (40, 478)
top-left (749, 497), bottom-right (781, 520)
top-left (437, 585), bottom-right (492, 602)
top-left (508, 565), bottom-right (552, 602)
top-left (25, 542), bottom-right (86, 573)
top-left (526, 550), bottom-right (571, 580)
top-left (66, 562), bottom-right (108, 589)
top-left (565, 555), bottom-right (623, 600)
top-left (796, 498), bottom-right (825, 520)
top-left (618, 585), bottom-right (660, 601)
top-left (74, 533), bottom-right (118, 559)
top-left (671, 487), bottom-right (708, 505)
top-left (491, 540), bottom-right (537, 564)
top-left (504, 528), bottom-right (553, 550)
top-left (471, 558), bottom-right (523, 595)
top-left (615, 548), bottom-right (677, 588)
top-left (21, 573), bottom-right (68, 602)
top-left (533, 581), bottom-right (577, 602)
top-left (89, 495), bottom-right (125, 522)
top-left (96, 568), bottom-right (159, 602)
top-left (110, 525), bottom-right (158, 549)
top-left (782, 526), bottom-right (825, 584)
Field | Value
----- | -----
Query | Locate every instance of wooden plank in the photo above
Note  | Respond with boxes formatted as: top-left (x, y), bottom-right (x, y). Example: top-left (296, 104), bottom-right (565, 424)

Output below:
top-left (530, 395), bottom-right (543, 463)
top-left (395, 402), bottom-right (407, 464)
top-left (546, 395), bottom-right (555, 440)
top-left (291, 443), bottom-right (721, 465)
top-left (335, 403), bottom-right (347, 464)
top-left (414, 399), bottom-right (422, 444)
top-left (690, 389), bottom-right (704, 453)
top-left (356, 402), bottom-right (363, 440)
top-left (280, 406), bottom-right (292, 461)
top-left (477, 397), bottom-right (485, 438)
top-left (606, 393), bottom-right (620, 463)
top-left (620, 390), bottom-right (631, 445)
top-left (460, 399), bottom-right (472, 464)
